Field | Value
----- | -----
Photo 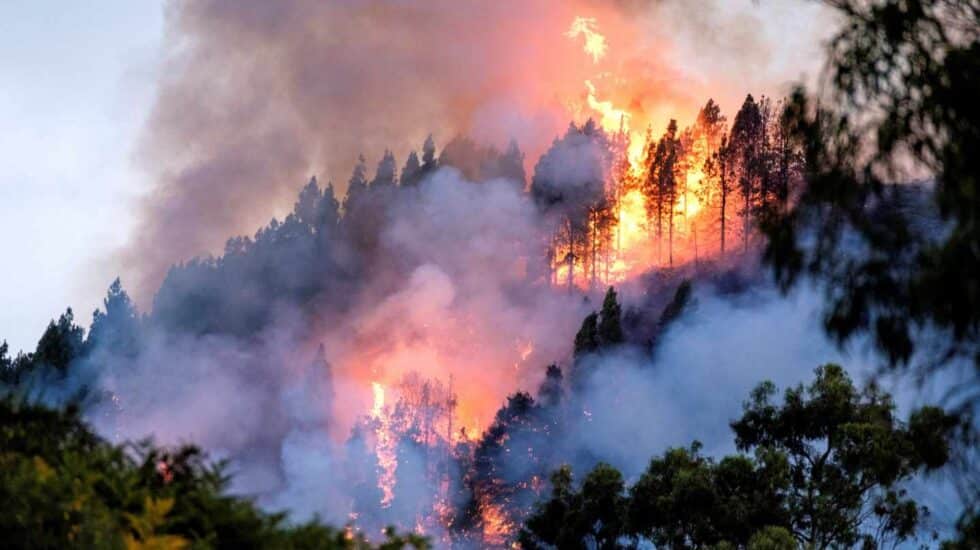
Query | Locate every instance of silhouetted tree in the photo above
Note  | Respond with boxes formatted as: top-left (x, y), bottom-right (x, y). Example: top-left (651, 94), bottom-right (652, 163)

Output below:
top-left (371, 150), bottom-right (397, 188)
top-left (87, 278), bottom-right (140, 358)
top-left (293, 176), bottom-right (323, 228)
top-left (420, 134), bottom-right (437, 180)
top-left (400, 151), bottom-right (421, 187)
top-left (537, 365), bottom-right (564, 409)
top-left (573, 313), bottom-right (599, 358)
top-left (34, 309), bottom-right (84, 375)
top-left (597, 287), bottom-right (624, 347)
top-left (343, 155), bottom-right (369, 214)
top-left (760, 3), bottom-right (979, 520)
top-left (0, 397), bottom-right (427, 549)
top-left (316, 181), bottom-right (341, 232)
top-left (0, 342), bottom-right (34, 386)
top-left (644, 120), bottom-right (681, 264)
top-left (729, 94), bottom-right (765, 252)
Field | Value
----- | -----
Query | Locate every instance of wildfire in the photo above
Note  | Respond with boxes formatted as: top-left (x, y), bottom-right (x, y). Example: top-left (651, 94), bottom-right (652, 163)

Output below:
top-left (585, 80), bottom-right (630, 135)
top-left (371, 382), bottom-right (397, 508)
top-left (481, 501), bottom-right (517, 547)
top-left (565, 17), bottom-right (608, 63)
top-left (323, 14), bottom-right (751, 545)
top-left (518, 341), bottom-right (534, 362)
top-left (549, 14), bottom-right (726, 290)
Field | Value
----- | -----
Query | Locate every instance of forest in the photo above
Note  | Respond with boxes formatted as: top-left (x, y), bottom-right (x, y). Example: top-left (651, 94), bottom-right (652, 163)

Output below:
top-left (2, 0), bottom-right (979, 548)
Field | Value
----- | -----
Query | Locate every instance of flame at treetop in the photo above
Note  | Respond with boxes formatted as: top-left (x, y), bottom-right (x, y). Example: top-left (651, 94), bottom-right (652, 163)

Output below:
top-left (551, 15), bottom-right (722, 290)
top-left (318, 14), bottom-right (751, 544)
top-left (565, 17), bottom-right (608, 63)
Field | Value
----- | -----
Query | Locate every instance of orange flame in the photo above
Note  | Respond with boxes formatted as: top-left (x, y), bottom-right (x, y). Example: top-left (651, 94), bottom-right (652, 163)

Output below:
top-left (565, 17), bottom-right (608, 63)
top-left (371, 382), bottom-right (397, 508)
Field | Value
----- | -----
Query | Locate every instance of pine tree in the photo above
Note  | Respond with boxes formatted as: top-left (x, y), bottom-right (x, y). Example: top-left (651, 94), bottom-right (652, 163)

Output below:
top-left (714, 135), bottom-right (735, 255)
top-left (293, 176), bottom-right (322, 227)
top-left (371, 150), bottom-right (397, 187)
top-left (343, 155), bottom-right (369, 214)
top-left (400, 150), bottom-right (421, 187)
top-left (34, 309), bottom-right (84, 374)
top-left (499, 139), bottom-right (527, 189)
top-left (597, 286), bottom-right (624, 346)
top-left (573, 312), bottom-right (600, 358)
top-left (420, 134), bottom-right (437, 179)
top-left (729, 94), bottom-right (765, 252)
top-left (315, 181), bottom-right (340, 231)
top-left (87, 278), bottom-right (140, 358)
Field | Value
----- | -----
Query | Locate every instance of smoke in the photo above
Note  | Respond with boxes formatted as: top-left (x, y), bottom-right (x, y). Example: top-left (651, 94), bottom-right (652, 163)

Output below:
top-left (124, 0), bottom-right (836, 298)
top-left (62, 0), bottom-right (854, 538)
top-left (564, 282), bottom-right (872, 478)
top-left (83, 166), bottom-right (592, 528)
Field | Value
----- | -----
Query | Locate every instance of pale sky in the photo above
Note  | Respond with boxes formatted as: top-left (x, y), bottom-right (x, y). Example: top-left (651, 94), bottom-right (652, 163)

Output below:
top-left (0, 1), bottom-right (163, 352)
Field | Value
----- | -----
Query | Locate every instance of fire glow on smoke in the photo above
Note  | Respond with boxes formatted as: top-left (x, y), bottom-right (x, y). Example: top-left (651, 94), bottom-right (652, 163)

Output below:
top-left (322, 16), bottom-right (740, 541)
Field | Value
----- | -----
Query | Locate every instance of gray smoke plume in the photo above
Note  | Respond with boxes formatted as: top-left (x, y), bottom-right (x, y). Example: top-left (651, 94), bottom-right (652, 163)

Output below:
top-left (123, 0), bottom-right (836, 299)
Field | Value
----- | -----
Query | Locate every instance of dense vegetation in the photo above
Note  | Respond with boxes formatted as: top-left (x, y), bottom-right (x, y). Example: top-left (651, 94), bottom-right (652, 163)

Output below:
top-left (2, 0), bottom-right (978, 547)
top-left (518, 365), bottom-right (958, 549)
top-left (0, 397), bottom-right (427, 549)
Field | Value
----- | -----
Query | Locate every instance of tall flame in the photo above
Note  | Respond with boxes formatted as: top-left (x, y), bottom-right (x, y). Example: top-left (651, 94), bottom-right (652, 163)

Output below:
top-left (585, 80), bottom-right (630, 134)
top-left (553, 14), bottom-right (723, 290)
top-left (565, 17), bottom-right (608, 63)
top-left (371, 382), bottom-right (397, 508)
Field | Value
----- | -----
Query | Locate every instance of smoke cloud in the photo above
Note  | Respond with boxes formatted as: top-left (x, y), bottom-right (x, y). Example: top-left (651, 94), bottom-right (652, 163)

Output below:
top-left (63, 0), bottom-right (861, 539)
top-left (124, 0), bottom-right (836, 298)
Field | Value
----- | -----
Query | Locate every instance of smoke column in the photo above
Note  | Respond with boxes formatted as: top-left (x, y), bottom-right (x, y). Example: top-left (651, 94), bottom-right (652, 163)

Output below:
top-left (123, 0), bottom-right (836, 299)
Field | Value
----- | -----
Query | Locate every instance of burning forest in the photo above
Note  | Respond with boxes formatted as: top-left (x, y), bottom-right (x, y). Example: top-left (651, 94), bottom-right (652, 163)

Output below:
top-left (3, 1), bottom-right (978, 549)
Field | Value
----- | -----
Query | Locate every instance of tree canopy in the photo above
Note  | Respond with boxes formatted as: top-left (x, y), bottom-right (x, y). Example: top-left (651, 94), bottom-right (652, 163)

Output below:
top-left (0, 396), bottom-right (427, 549)
top-left (520, 365), bottom-right (958, 549)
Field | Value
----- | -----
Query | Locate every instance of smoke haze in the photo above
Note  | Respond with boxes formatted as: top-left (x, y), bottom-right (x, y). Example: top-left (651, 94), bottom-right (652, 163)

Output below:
top-left (125, 0), bottom-right (836, 298)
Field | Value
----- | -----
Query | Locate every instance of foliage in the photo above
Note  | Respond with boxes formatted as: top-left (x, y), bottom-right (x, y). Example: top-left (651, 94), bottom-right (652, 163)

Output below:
top-left (33, 308), bottom-right (85, 374)
top-left (521, 365), bottom-right (957, 549)
top-left (761, 0), bottom-right (980, 386)
top-left (0, 397), bottom-right (427, 549)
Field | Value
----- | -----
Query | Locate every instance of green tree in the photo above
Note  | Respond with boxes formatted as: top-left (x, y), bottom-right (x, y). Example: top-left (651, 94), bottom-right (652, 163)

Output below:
top-left (760, 0), bottom-right (980, 393)
top-left (87, 278), bottom-right (141, 358)
top-left (747, 526), bottom-right (796, 550)
top-left (731, 364), bottom-right (956, 548)
top-left (0, 397), bottom-right (427, 549)
top-left (519, 464), bottom-right (627, 550)
top-left (0, 341), bottom-right (35, 386)
top-left (523, 365), bottom-right (956, 549)
top-left (34, 308), bottom-right (84, 374)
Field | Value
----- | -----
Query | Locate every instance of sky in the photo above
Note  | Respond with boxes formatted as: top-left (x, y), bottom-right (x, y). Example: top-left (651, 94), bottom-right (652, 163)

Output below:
top-left (0, 1), bottom-right (164, 352)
